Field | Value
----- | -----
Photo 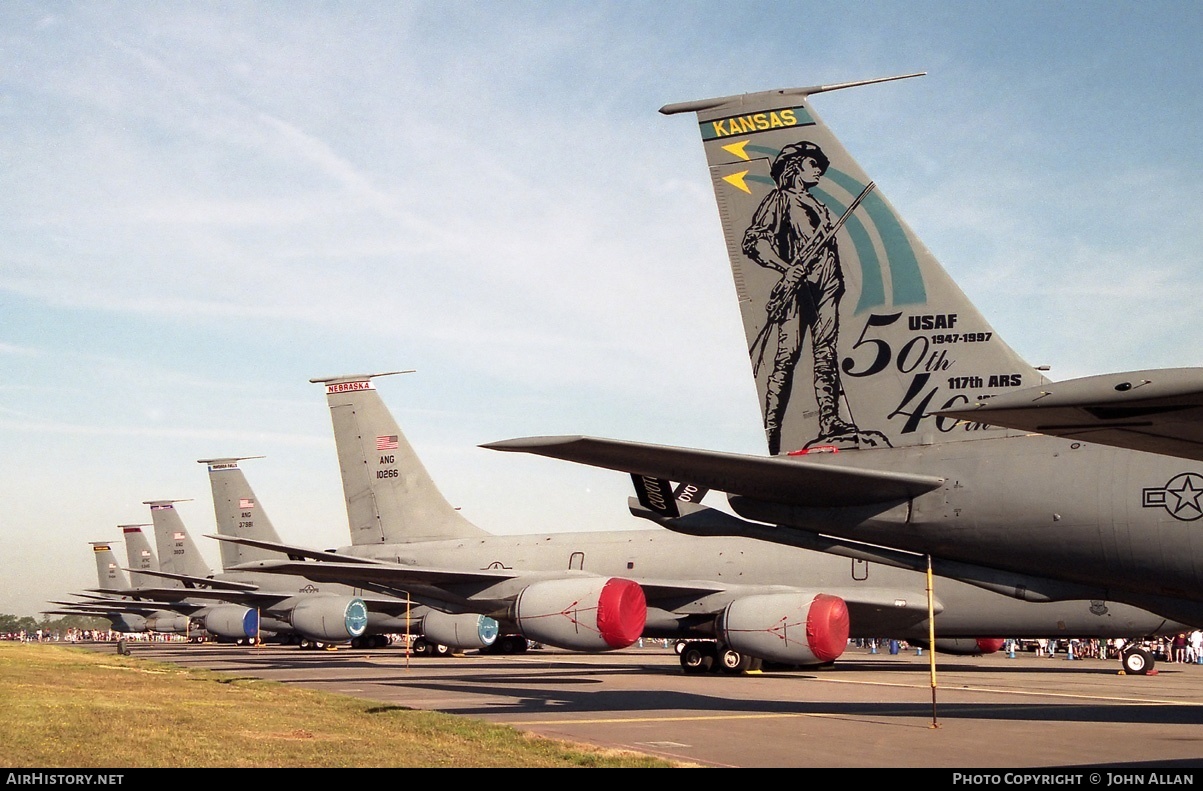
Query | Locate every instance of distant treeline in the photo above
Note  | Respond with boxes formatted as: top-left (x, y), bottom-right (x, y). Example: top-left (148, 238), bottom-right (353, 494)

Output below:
top-left (0, 613), bottom-right (110, 635)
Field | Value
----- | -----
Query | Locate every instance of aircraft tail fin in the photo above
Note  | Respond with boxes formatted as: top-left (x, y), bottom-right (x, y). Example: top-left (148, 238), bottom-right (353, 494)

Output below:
top-left (144, 499), bottom-right (214, 579)
top-left (663, 75), bottom-right (1046, 453)
top-left (90, 541), bottom-right (131, 592)
top-left (311, 373), bottom-right (488, 545)
top-left (197, 458), bottom-right (291, 570)
top-left (630, 474), bottom-right (710, 519)
top-left (119, 525), bottom-right (160, 589)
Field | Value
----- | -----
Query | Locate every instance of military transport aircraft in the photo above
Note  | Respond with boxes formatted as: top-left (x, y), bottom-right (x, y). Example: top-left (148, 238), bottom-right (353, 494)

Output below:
top-left (127, 474), bottom-right (493, 654)
top-left (482, 74), bottom-right (1203, 675)
top-left (197, 457), bottom-right (493, 654)
top-left (222, 372), bottom-right (1183, 674)
top-left (44, 541), bottom-right (195, 635)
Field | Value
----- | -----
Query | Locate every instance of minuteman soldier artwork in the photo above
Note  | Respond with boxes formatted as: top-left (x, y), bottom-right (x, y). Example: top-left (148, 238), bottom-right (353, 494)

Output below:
top-left (741, 140), bottom-right (889, 453)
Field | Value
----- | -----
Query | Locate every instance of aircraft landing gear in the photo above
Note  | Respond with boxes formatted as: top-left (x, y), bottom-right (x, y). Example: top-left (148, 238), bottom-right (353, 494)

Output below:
top-left (680, 641), bottom-right (716, 674)
top-left (1120, 646), bottom-right (1155, 675)
top-left (679, 641), bottom-right (762, 675)
top-left (718, 646), bottom-right (759, 674)
top-left (479, 635), bottom-right (529, 655)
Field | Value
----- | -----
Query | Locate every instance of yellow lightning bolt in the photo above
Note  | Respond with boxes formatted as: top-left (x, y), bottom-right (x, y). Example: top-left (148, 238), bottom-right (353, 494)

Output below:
top-left (723, 170), bottom-right (751, 194)
top-left (722, 140), bottom-right (751, 160)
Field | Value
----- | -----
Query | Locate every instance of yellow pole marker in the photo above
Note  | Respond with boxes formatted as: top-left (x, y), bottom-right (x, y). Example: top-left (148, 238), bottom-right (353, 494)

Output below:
top-left (927, 555), bottom-right (939, 728)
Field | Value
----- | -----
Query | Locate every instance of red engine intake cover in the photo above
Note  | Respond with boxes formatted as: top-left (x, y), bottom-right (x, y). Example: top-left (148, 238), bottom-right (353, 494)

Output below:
top-left (596, 578), bottom-right (647, 649)
top-left (977, 638), bottom-right (1006, 654)
top-left (807, 593), bottom-right (851, 663)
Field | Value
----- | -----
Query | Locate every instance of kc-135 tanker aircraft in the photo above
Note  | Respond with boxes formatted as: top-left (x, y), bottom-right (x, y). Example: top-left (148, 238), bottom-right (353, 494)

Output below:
top-left (52, 473), bottom-right (490, 653)
top-left (483, 73), bottom-right (1203, 675)
top-left (221, 369), bottom-right (1181, 674)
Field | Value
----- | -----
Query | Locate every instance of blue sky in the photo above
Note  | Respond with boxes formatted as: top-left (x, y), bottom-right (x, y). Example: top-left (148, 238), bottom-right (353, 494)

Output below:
top-left (2, 2), bottom-right (1201, 616)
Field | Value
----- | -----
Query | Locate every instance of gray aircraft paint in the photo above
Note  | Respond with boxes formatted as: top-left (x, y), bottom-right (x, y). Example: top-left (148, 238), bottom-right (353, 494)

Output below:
top-left (316, 373), bottom-right (485, 546)
top-left (274, 373), bottom-right (1182, 641)
top-left (51, 541), bottom-right (180, 633)
top-left (489, 76), bottom-right (1203, 630)
top-left (91, 541), bottom-right (130, 592)
top-left (119, 525), bottom-right (160, 589)
top-left (146, 500), bottom-right (213, 580)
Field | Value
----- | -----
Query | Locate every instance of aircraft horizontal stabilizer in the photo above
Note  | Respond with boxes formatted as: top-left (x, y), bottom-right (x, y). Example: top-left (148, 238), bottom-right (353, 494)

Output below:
top-left (938, 367), bottom-right (1203, 462)
top-left (483, 436), bottom-right (944, 507)
top-left (628, 496), bottom-right (761, 536)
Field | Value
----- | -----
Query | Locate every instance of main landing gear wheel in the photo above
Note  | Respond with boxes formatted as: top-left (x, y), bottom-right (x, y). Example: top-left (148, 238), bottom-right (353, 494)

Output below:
top-left (1121, 646), bottom-right (1154, 675)
top-left (719, 647), bottom-right (752, 674)
top-left (680, 641), bottom-right (716, 674)
top-left (496, 635), bottom-right (528, 654)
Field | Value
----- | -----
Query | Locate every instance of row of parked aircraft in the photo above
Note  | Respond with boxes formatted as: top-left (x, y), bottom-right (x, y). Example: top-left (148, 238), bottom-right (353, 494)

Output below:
top-left (53, 73), bottom-right (1200, 677)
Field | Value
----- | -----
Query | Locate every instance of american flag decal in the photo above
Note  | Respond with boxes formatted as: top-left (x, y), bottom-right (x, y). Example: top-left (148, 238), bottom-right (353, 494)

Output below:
top-left (173, 531), bottom-right (185, 541)
top-left (239, 498), bottom-right (254, 509)
top-left (376, 435), bottom-right (399, 451)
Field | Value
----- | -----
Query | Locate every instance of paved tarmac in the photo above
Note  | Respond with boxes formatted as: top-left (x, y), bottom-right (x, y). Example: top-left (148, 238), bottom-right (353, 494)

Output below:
top-left (90, 640), bottom-right (1203, 769)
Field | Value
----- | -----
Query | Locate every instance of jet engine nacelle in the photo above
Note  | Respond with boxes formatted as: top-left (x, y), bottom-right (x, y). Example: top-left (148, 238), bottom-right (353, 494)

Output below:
top-left (144, 612), bottom-right (191, 634)
top-left (717, 593), bottom-right (849, 666)
top-left (927, 638), bottom-right (1006, 656)
top-left (421, 611), bottom-right (500, 651)
top-left (110, 614), bottom-right (148, 633)
top-left (513, 577), bottom-right (646, 652)
top-left (288, 596), bottom-right (369, 642)
top-left (203, 605), bottom-right (260, 640)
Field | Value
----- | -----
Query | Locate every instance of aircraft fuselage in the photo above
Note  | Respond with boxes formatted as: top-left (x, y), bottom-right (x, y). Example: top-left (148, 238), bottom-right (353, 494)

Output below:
top-left (330, 520), bottom-right (1183, 639)
top-left (727, 434), bottom-right (1203, 622)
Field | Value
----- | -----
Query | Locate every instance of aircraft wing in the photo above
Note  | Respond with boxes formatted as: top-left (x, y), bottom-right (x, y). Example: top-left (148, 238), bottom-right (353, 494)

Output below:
top-left (206, 534), bottom-right (383, 564)
top-left (43, 609), bottom-right (118, 618)
top-left (229, 559), bottom-right (521, 587)
top-left (121, 567), bottom-right (259, 592)
top-left (84, 586), bottom-right (213, 603)
top-left (51, 599), bottom-right (207, 615)
top-left (482, 436), bottom-right (944, 507)
top-left (634, 579), bottom-right (730, 599)
top-left (938, 367), bottom-right (1203, 462)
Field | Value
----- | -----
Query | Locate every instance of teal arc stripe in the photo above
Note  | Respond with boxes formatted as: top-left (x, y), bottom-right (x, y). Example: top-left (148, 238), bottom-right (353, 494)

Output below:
top-left (812, 187), bottom-right (884, 313)
top-left (823, 169), bottom-right (927, 306)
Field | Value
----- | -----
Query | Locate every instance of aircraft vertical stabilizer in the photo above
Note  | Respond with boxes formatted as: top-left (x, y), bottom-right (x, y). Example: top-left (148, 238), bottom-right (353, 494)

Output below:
top-left (145, 499), bottom-right (214, 579)
top-left (198, 458), bottom-right (292, 570)
top-left (663, 76), bottom-right (1046, 454)
top-left (91, 541), bottom-right (131, 592)
top-left (120, 524), bottom-right (160, 589)
top-left (311, 373), bottom-right (487, 545)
